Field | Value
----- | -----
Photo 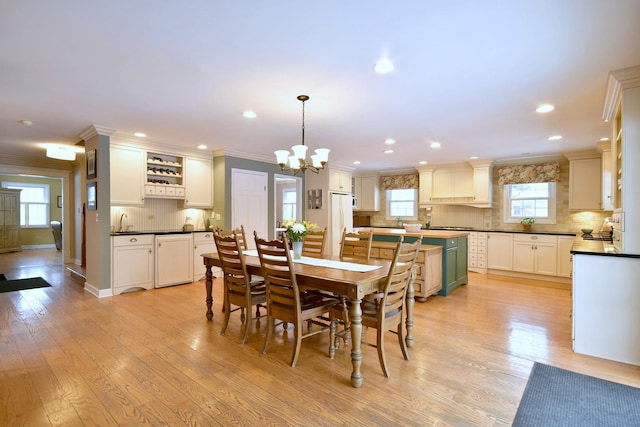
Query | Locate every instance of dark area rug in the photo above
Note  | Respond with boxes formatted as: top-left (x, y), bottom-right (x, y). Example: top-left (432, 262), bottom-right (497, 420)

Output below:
top-left (0, 277), bottom-right (51, 293)
top-left (513, 362), bottom-right (640, 426)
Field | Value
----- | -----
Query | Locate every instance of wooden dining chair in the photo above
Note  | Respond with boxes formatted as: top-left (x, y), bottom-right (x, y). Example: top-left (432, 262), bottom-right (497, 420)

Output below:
top-left (335, 236), bottom-right (420, 377)
top-left (301, 227), bottom-right (327, 258)
top-left (217, 225), bottom-right (249, 250)
top-left (214, 232), bottom-right (266, 344)
top-left (254, 232), bottom-right (339, 367)
top-left (340, 228), bottom-right (373, 260)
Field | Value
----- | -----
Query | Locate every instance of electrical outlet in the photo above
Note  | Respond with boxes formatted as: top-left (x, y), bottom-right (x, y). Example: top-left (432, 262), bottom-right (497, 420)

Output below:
top-left (216, 213), bottom-right (221, 220)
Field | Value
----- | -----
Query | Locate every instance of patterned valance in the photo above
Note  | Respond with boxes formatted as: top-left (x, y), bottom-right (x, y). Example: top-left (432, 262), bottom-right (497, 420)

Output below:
top-left (498, 162), bottom-right (560, 185)
top-left (380, 173), bottom-right (419, 190)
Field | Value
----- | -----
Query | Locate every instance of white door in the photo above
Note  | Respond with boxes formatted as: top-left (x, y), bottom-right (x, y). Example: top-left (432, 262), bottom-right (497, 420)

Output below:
top-left (330, 193), bottom-right (353, 255)
top-left (232, 169), bottom-right (268, 249)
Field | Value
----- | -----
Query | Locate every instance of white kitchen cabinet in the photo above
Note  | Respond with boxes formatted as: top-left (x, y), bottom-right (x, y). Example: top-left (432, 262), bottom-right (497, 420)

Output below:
top-left (184, 156), bottom-right (214, 208)
top-left (468, 231), bottom-right (487, 273)
top-left (111, 234), bottom-right (154, 295)
top-left (471, 161), bottom-right (493, 207)
top-left (145, 151), bottom-right (185, 200)
top-left (557, 236), bottom-right (575, 278)
top-left (155, 234), bottom-right (193, 288)
top-left (432, 167), bottom-right (473, 199)
top-left (512, 234), bottom-right (557, 276)
top-left (193, 231), bottom-right (221, 282)
top-left (353, 175), bottom-right (379, 211)
top-left (598, 141), bottom-right (614, 211)
top-left (418, 169), bottom-right (433, 205)
top-left (487, 233), bottom-right (513, 270)
top-left (329, 168), bottom-right (352, 192)
top-left (110, 144), bottom-right (145, 205)
top-left (567, 155), bottom-right (602, 210)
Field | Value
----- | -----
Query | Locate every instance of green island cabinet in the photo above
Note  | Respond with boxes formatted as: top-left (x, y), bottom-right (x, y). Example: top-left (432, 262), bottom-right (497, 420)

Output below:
top-left (371, 231), bottom-right (468, 297)
top-left (422, 236), bottom-right (468, 296)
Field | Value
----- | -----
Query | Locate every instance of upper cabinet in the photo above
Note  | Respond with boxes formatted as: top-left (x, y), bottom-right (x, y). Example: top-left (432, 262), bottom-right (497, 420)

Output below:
top-left (109, 142), bottom-right (214, 206)
top-left (183, 156), bottom-right (213, 208)
top-left (566, 152), bottom-right (602, 211)
top-left (110, 144), bottom-right (145, 206)
top-left (329, 168), bottom-right (352, 193)
top-left (419, 160), bottom-right (492, 207)
top-left (145, 151), bottom-right (185, 199)
top-left (353, 175), bottom-right (380, 211)
top-left (598, 141), bottom-right (614, 211)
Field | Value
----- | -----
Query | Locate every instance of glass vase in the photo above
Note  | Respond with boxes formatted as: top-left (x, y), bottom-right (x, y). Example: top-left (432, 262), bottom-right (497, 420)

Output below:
top-left (292, 241), bottom-right (303, 259)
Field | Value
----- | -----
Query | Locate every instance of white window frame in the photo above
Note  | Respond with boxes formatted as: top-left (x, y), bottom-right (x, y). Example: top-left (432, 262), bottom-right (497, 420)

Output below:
top-left (282, 189), bottom-right (297, 221)
top-left (503, 182), bottom-right (556, 224)
top-left (385, 189), bottom-right (418, 221)
top-left (1, 182), bottom-right (51, 228)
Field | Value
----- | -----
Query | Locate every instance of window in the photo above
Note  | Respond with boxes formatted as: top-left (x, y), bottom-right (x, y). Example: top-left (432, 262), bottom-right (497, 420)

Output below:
top-left (1, 182), bottom-right (50, 227)
top-left (386, 189), bottom-right (417, 220)
top-left (282, 189), bottom-right (297, 220)
top-left (503, 183), bottom-right (556, 224)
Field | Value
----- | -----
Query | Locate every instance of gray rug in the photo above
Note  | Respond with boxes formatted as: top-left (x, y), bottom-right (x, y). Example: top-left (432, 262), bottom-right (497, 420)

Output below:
top-left (513, 362), bottom-right (640, 426)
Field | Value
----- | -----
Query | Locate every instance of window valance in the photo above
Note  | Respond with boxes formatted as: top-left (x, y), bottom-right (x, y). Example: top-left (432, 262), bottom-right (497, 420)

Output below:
top-left (380, 173), bottom-right (419, 190)
top-left (497, 162), bottom-right (560, 185)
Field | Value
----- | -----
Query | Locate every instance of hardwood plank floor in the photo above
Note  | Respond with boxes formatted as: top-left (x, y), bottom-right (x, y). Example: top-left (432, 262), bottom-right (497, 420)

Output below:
top-left (1, 248), bottom-right (639, 426)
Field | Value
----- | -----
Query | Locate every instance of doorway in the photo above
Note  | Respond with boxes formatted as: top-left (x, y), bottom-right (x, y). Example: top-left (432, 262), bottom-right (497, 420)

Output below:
top-left (231, 168), bottom-right (268, 248)
top-left (274, 174), bottom-right (303, 225)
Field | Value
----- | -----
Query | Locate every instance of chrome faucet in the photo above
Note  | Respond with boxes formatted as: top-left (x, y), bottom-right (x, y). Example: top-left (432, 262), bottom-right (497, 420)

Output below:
top-left (119, 212), bottom-right (128, 232)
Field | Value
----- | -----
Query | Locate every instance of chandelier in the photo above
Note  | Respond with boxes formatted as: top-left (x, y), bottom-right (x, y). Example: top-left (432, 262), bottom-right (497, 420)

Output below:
top-left (274, 95), bottom-right (330, 175)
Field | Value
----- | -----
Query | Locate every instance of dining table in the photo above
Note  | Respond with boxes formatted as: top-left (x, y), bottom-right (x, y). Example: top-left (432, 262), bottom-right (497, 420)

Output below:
top-left (201, 251), bottom-right (416, 388)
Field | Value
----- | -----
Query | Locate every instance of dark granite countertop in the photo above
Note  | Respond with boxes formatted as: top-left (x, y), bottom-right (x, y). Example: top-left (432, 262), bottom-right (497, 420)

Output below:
top-left (369, 226), bottom-right (577, 237)
top-left (111, 229), bottom-right (209, 236)
top-left (571, 239), bottom-right (640, 258)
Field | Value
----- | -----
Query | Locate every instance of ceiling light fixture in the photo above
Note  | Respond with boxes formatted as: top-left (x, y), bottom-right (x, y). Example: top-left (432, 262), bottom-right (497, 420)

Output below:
top-left (385, 138), bottom-right (396, 145)
top-left (430, 142), bottom-right (441, 148)
top-left (274, 95), bottom-right (329, 175)
top-left (46, 145), bottom-right (76, 161)
top-left (353, 161), bottom-right (361, 165)
top-left (536, 104), bottom-right (555, 113)
top-left (134, 132), bottom-right (146, 138)
top-left (197, 144), bottom-right (207, 150)
top-left (373, 58), bottom-right (395, 74)
top-left (599, 137), bottom-right (610, 141)
top-left (384, 149), bottom-right (394, 154)
top-left (243, 110), bottom-right (257, 119)
top-left (548, 135), bottom-right (563, 140)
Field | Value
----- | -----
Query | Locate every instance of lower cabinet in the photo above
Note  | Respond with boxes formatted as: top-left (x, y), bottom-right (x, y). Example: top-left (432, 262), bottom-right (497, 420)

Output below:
top-left (487, 233), bottom-right (514, 270)
top-left (557, 236), bottom-right (575, 278)
top-left (370, 243), bottom-right (443, 301)
top-left (112, 235), bottom-right (154, 295)
top-left (193, 231), bottom-right (221, 282)
top-left (155, 234), bottom-right (193, 288)
top-left (512, 234), bottom-right (557, 276)
top-left (468, 231), bottom-right (488, 273)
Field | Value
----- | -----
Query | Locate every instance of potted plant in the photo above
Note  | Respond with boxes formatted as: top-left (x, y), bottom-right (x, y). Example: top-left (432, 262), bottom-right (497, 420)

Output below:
top-left (520, 217), bottom-right (535, 232)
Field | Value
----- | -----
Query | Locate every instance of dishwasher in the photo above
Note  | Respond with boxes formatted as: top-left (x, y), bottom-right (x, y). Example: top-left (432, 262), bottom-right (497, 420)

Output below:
top-left (154, 233), bottom-right (194, 288)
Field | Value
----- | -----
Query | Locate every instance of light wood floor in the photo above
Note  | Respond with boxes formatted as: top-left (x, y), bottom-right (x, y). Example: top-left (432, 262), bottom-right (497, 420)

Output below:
top-left (1, 249), bottom-right (639, 426)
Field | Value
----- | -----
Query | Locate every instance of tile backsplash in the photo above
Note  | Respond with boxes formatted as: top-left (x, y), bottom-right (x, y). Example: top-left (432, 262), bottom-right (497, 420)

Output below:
top-left (110, 198), bottom-right (210, 232)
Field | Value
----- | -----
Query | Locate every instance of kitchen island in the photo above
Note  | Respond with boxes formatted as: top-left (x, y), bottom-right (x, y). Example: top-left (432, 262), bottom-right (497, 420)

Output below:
top-left (361, 228), bottom-right (469, 297)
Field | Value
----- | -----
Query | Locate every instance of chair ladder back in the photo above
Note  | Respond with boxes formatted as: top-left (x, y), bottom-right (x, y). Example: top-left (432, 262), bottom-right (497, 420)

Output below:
top-left (339, 227), bottom-right (373, 260)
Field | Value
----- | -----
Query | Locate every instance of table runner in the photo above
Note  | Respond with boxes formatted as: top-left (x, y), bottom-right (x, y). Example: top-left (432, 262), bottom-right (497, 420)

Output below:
top-left (243, 250), bottom-right (382, 272)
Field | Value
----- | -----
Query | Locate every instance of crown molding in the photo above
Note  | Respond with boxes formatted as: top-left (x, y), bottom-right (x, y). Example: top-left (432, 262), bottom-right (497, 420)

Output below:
top-left (602, 65), bottom-right (640, 122)
top-left (79, 125), bottom-right (117, 141)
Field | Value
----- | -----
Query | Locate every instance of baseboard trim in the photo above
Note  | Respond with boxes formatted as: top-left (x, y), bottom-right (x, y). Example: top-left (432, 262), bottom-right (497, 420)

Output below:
top-left (486, 269), bottom-right (571, 288)
top-left (84, 281), bottom-right (113, 298)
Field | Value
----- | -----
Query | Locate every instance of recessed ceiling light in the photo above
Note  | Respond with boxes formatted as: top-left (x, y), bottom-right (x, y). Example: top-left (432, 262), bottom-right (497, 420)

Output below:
top-left (430, 142), bottom-right (441, 148)
top-left (536, 104), bottom-right (555, 113)
top-left (384, 149), bottom-right (394, 154)
top-left (19, 119), bottom-right (34, 126)
top-left (548, 135), bottom-right (562, 140)
top-left (243, 110), bottom-right (257, 119)
top-left (353, 160), bottom-right (361, 165)
top-left (419, 160), bottom-right (427, 165)
top-left (134, 132), bottom-right (146, 138)
top-left (384, 138), bottom-right (395, 145)
top-left (197, 144), bottom-right (207, 150)
top-left (469, 156), bottom-right (478, 160)
top-left (373, 58), bottom-right (394, 74)
top-left (600, 137), bottom-right (610, 141)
